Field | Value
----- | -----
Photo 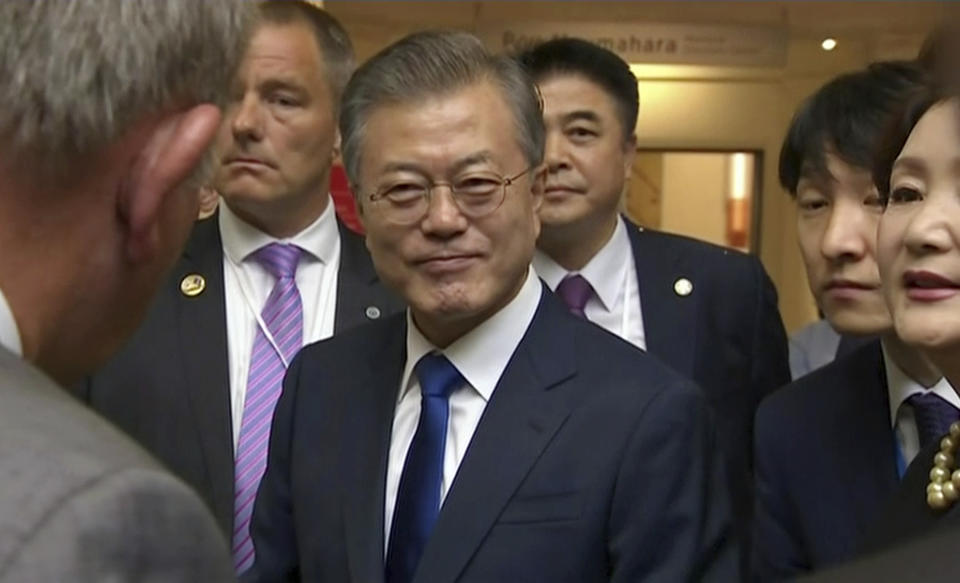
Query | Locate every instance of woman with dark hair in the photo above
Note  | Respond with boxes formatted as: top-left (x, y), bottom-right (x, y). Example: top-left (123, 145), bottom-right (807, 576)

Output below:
top-left (855, 78), bottom-right (960, 552)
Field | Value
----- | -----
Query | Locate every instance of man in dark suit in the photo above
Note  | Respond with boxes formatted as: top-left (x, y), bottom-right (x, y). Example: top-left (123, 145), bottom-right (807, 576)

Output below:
top-left (246, 30), bottom-right (738, 582)
top-left (0, 0), bottom-right (250, 579)
top-left (516, 37), bottom-right (790, 556)
top-left (78, 1), bottom-right (401, 573)
top-left (751, 62), bottom-right (950, 581)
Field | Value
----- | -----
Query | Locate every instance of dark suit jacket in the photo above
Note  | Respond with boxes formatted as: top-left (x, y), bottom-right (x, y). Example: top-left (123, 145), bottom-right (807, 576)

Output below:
top-left (752, 341), bottom-right (899, 581)
top-left (246, 287), bottom-right (738, 583)
top-left (858, 424), bottom-right (960, 555)
top-left (77, 214), bottom-right (403, 538)
top-left (626, 223), bottom-right (790, 547)
top-left (801, 515), bottom-right (960, 583)
top-left (0, 347), bottom-right (233, 581)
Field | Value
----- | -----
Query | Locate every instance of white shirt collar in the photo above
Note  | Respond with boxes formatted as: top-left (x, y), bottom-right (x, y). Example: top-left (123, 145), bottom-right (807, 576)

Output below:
top-left (219, 196), bottom-right (339, 266)
top-left (400, 267), bottom-right (541, 403)
top-left (0, 287), bottom-right (21, 356)
top-left (531, 216), bottom-right (630, 310)
top-left (883, 340), bottom-right (960, 427)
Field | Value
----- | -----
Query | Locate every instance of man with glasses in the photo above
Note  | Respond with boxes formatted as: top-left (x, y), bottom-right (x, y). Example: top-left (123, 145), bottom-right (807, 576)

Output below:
top-left (78, 1), bottom-right (401, 574)
top-left (244, 31), bottom-right (737, 583)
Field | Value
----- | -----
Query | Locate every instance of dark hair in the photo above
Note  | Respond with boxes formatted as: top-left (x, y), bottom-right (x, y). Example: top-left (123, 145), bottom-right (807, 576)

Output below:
top-left (257, 0), bottom-right (355, 111)
top-left (778, 61), bottom-right (925, 196)
top-left (516, 37), bottom-right (638, 142)
top-left (872, 84), bottom-right (946, 203)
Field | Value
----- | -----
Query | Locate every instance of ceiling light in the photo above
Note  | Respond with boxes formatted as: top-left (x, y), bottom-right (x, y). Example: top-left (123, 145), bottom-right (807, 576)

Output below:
top-left (821, 38), bottom-right (837, 51)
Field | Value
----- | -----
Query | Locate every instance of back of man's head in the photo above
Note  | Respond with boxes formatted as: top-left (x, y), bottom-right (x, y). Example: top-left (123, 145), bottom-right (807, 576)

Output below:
top-left (517, 37), bottom-right (639, 142)
top-left (0, 0), bottom-right (249, 178)
top-left (779, 61), bottom-right (926, 196)
top-left (0, 0), bottom-right (250, 383)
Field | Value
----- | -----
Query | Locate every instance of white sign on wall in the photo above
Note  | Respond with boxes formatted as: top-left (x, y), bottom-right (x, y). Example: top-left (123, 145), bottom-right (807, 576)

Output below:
top-left (479, 22), bottom-right (788, 68)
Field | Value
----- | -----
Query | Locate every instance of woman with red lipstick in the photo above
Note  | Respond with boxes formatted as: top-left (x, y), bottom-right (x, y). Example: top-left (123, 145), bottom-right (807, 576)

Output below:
top-left (858, 77), bottom-right (960, 554)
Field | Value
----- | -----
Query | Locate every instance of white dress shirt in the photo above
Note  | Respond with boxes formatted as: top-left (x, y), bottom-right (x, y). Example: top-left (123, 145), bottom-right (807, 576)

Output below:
top-left (0, 287), bottom-right (22, 356)
top-left (384, 267), bottom-right (541, 552)
top-left (532, 216), bottom-right (645, 349)
top-left (883, 341), bottom-right (960, 467)
top-left (220, 199), bottom-right (341, 447)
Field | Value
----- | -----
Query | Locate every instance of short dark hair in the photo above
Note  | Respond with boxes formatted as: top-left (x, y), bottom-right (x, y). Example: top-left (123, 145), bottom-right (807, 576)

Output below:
top-left (257, 0), bottom-right (354, 111)
top-left (517, 37), bottom-right (638, 142)
top-left (778, 61), bottom-right (925, 196)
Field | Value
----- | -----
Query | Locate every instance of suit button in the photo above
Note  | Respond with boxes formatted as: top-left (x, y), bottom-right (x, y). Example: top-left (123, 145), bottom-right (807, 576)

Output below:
top-left (365, 306), bottom-right (382, 320)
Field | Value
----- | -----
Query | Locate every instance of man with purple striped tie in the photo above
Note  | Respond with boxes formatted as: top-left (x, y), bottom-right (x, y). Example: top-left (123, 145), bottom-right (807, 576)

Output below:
top-left (233, 243), bottom-right (304, 571)
top-left (79, 1), bottom-right (403, 575)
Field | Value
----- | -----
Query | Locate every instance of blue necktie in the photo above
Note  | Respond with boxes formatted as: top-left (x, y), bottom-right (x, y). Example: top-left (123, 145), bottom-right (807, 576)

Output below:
top-left (385, 353), bottom-right (463, 583)
top-left (909, 392), bottom-right (960, 449)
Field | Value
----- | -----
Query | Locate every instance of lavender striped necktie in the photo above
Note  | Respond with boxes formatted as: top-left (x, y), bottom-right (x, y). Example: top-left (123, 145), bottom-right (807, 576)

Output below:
top-left (233, 242), bottom-right (303, 573)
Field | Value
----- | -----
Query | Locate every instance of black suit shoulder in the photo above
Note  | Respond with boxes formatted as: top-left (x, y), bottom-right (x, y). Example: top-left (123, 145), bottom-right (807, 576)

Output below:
top-left (757, 341), bottom-right (884, 440)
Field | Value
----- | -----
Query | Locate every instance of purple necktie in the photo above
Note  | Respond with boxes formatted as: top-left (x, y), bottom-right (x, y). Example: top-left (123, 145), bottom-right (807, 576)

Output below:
top-left (556, 274), bottom-right (594, 319)
top-left (908, 392), bottom-right (960, 450)
top-left (233, 243), bottom-right (303, 573)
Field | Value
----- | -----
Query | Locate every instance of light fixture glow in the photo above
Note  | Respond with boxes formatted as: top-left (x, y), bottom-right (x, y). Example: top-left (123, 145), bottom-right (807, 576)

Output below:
top-left (728, 153), bottom-right (751, 201)
top-left (821, 38), bottom-right (837, 51)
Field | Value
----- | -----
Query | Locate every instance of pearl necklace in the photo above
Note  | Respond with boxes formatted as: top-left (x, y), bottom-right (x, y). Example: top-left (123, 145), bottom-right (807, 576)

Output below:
top-left (926, 422), bottom-right (960, 510)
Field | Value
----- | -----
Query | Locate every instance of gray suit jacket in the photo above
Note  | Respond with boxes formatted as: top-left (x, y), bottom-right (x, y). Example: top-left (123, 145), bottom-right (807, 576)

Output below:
top-left (0, 347), bottom-right (233, 581)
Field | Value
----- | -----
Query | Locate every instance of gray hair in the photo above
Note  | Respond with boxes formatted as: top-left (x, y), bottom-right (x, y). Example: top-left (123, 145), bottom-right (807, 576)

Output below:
top-left (257, 1), bottom-right (355, 114)
top-left (0, 0), bottom-right (251, 173)
top-left (339, 30), bottom-right (544, 190)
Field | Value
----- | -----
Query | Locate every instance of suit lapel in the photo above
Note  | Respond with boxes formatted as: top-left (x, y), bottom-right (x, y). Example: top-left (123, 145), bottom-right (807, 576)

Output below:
top-left (174, 217), bottom-right (235, 534)
top-left (335, 222), bottom-right (399, 332)
top-left (830, 342), bottom-right (900, 527)
top-left (413, 290), bottom-right (578, 583)
top-left (343, 316), bottom-right (407, 583)
top-left (626, 222), bottom-right (698, 377)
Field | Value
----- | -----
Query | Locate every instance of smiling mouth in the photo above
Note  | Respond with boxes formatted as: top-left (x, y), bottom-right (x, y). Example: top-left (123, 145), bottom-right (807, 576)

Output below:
top-left (417, 254), bottom-right (479, 274)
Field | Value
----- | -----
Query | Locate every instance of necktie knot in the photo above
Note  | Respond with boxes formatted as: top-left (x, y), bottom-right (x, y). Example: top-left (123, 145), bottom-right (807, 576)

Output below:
top-left (415, 353), bottom-right (463, 399)
top-left (908, 392), bottom-right (960, 449)
top-left (556, 274), bottom-right (594, 318)
top-left (252, 243), bottom-right (302, 280)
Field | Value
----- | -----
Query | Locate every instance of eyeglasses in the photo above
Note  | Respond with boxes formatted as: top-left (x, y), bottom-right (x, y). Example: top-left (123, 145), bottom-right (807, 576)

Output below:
top-left (365, 167), bottom-right (533, 225)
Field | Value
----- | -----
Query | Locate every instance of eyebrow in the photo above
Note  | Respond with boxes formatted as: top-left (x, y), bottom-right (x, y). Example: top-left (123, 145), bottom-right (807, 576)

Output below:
top-left (380, 151), bottom-right (495, 176)
top-left (891, 156), bottom-right (926, 177)
top-left (561, 110), bottom-right (602, 125)
top-left (259, 78), bottom-right (308, 96)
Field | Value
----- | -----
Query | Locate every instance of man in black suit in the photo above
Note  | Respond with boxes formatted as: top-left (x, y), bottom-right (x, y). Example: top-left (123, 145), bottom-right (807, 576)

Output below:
top-left (246, 30), bottom-right (737, 582)
top-left (751, 62), bottom-right (952, 581)
top-left (79, 1), bottom-right (401, 573)
top-left (516, 37), bottom-right (790, 555)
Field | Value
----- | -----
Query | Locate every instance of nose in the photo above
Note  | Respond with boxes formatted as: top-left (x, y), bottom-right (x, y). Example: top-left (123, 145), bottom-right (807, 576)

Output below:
top-left (419, 186), bottom-right (468, 239)
top-left (903, 190), bottom-right (955, 256)
top-left (229, 93), bottom-right (264, 145)
top-left (820, 199), bottom-right (872, 264)
top-left (544, 128), bottom-right (570, 174)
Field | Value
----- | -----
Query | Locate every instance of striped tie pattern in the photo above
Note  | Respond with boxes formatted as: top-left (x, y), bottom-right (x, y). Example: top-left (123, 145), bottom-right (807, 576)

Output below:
top-left (909, 392), bottom-right (960, 450)
top-left (233, 243), bottom-right (303, 573)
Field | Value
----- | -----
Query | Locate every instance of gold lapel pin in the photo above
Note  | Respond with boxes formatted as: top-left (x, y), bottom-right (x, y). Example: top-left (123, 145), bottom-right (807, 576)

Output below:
top-left (180, 274), bottom-right (206, 297)
top-left (674, 277), bottom-right (693, 297)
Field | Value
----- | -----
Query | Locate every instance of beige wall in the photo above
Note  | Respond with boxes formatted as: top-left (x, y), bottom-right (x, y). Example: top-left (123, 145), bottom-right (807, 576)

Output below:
top-left (325, 0), bottom-right (942, 332)
top-left (660, 154), bottom-right (728, 248)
